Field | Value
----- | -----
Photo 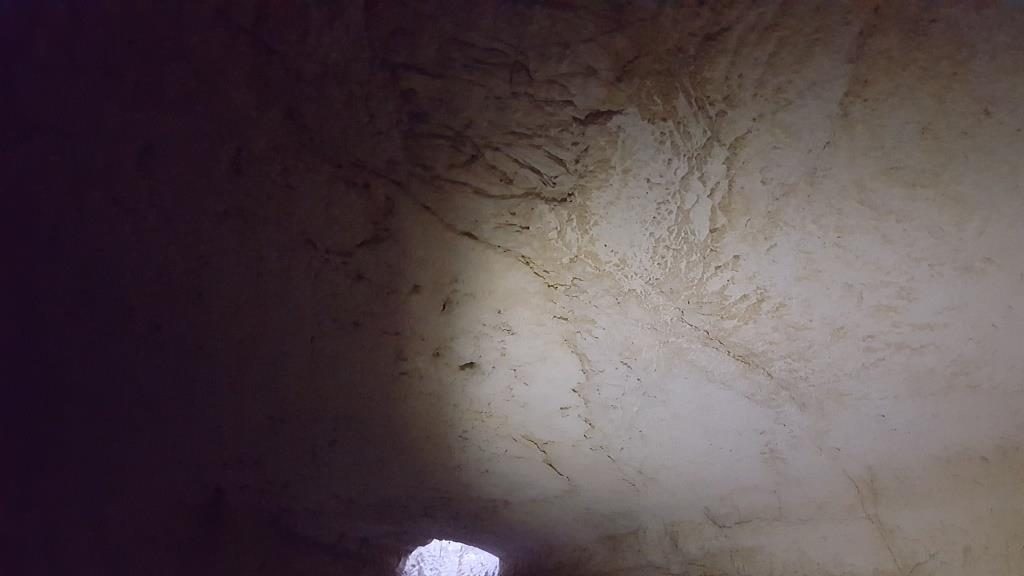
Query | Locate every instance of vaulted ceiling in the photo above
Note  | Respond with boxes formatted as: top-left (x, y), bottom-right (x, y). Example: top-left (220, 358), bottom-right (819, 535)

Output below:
top-left (12, 1), bottom-right (1024, 575)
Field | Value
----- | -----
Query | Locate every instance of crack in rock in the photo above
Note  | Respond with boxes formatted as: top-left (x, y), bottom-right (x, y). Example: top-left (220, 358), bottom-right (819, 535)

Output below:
top-left (845, 469), bottom-right (905, 575)
top-left (523, 436), bottom-right (570, 482)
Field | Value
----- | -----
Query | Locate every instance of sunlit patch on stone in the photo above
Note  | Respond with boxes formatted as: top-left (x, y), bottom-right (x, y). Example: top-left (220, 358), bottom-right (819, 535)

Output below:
top-left (401, 539), bottom-right (500, 576)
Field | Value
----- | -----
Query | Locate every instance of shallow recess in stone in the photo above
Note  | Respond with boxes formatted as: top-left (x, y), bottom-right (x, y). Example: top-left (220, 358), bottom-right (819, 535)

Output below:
top-left (400, 539), bottom-right (500, 576)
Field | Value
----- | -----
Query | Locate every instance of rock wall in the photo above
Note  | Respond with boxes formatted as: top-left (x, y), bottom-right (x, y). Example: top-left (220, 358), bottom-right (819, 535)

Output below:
top-left (9, 1), bottom-right (1024, 575)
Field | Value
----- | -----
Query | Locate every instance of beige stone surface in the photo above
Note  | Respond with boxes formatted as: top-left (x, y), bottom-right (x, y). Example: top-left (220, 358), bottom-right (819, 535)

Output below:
top-left (12, 1), bottom-right (1024, 574)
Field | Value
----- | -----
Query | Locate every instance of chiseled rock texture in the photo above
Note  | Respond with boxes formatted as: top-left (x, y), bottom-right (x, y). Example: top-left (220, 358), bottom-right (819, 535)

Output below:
top-left (10, 1), bottom-right (1024, 575)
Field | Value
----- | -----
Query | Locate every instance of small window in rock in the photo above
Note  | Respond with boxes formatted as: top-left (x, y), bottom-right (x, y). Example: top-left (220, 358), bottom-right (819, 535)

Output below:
top-left (400, 539), bottom-right (500, 576)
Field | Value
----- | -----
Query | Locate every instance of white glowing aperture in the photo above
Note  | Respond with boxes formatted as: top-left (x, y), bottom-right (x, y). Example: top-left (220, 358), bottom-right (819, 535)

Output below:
top-left (401, 539), bottom-right (499, 576)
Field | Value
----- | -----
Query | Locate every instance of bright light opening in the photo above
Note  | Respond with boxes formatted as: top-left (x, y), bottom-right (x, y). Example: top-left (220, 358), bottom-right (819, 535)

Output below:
top-left (401, 539), bottom-right (500, 576)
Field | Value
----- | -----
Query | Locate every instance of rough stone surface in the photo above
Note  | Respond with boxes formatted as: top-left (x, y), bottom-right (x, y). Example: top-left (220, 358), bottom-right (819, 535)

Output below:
top-left (9, 1), bottom-right (1024, 575)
